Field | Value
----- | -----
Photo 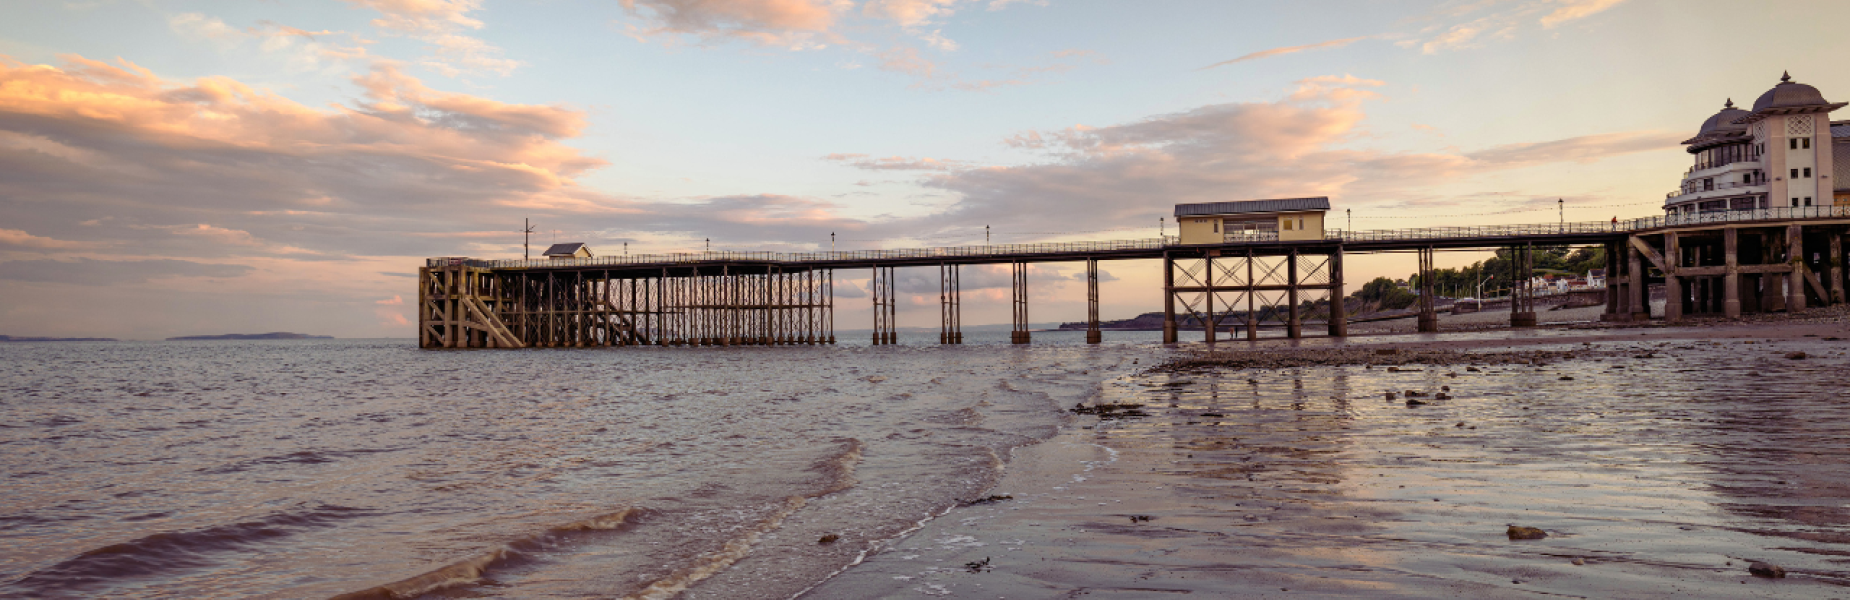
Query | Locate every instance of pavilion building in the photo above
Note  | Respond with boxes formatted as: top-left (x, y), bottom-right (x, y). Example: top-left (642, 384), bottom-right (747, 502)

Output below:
top-left (1668, 72), bottom-right (1848, 214)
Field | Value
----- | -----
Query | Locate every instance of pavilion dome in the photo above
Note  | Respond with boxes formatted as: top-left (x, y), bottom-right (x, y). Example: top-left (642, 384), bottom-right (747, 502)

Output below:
top-left (1697, 99), bottom-right (1749, 135)
top-left (1751, 72), bottom-right (1831, 112)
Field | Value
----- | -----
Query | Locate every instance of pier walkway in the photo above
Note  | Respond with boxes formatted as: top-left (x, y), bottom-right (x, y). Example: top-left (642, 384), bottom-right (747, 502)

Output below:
top-left (419, 206), bottom-right (1850, 349)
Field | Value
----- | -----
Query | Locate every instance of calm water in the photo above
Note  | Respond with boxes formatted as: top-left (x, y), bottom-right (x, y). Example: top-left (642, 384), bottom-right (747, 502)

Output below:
top-left (0, 332), bottom-right (1161, 599)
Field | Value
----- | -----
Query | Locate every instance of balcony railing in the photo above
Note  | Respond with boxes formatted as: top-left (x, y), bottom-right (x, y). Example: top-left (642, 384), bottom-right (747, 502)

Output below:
top-left (427, 206), bottom-right (1850, 269)
top-left (1670, 179), bottom-right (1766, 198)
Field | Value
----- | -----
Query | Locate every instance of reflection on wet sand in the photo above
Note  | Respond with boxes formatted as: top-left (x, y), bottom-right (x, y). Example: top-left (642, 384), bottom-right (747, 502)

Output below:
top-left (808, 332), bottom-right (1850, 598)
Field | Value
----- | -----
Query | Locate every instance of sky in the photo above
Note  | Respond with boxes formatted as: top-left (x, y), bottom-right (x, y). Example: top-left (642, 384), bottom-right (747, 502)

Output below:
top-left (2, 0), bottom-right (1847, 339)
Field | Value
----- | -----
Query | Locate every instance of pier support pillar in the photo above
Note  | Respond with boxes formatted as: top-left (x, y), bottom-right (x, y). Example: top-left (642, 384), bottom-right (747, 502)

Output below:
top-left (1830, 230), bottom-right (1844, 305)
top-left (1287, 249), bottom-right (1302, 339)
top-left (939, 263), bottom-right (962, 344)
top-left (1011, 261), bottom-right (1030, 344)
top-left (1161, 253), bottom-right (1177, 344)
top-left (1203, 252), bottom-right (1217, 345)
top-left (1724, 228), bottom-right (1742, 318)
top-left (1787, 224), bottom-right (1807, 311)
top-left (872, 266), bottom-right (896, 345)
top-left (1245, 250), bottom-right (1257, 341)
top-left (1512, 243), bottom-right (1538, 327)
top-left (1085, 259), bottom-right (1101, 344)
top-left (1328, 245), bottom-right (1347, 338)
top-left (1603, 241), bottom-right (1621, 321)
top-left (1664, 232), bottom-right (1682, 322)
top-left (1417, 246), bottom-right (1438, 332)
top-left (1627, 239), bottom-right (1647, 321)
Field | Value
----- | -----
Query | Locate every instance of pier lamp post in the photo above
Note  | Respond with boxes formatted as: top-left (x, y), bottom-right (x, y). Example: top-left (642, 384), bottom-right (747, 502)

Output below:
top-left (986, 225), bottom-right (990, 244)
top-left (1159, 217), bottom-right (1165, 239)
top-left (1346, 209), bottom-right (1351, 233)
top-left (1558, 198), bottom-right (1564, 232)
top-left (705, 238), bottom-right (710, 253)
top-left (831, 232), bottom-right (835, 253)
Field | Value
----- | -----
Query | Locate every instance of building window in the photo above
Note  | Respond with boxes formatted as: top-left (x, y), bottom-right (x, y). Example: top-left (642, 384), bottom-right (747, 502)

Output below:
top-left (1792, 198), bottom-right (1800, 207)
top-left (1803, 167), bottom-right (1811, 178)
top-left (1805, 197), bottom-right (1813, 206)
top-left (1282, 219), bottom-right (1292, 231)
top-left (1802, 138), bottom-right (1811, 149)
top-left (1792, 168), bottom-right (1801, 178)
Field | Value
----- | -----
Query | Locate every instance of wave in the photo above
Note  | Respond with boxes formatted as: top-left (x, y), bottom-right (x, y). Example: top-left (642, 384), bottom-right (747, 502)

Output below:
top-left (326, 507), bottom-right (643, 600)
top-left (622, 438), bottom-right (864, 600)
top-left (3, 503), bottom-right (367, 596)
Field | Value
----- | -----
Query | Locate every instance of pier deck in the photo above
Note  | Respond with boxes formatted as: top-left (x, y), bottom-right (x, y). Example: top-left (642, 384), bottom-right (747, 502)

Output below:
top-left (420, 206), bottom-right (1850, 349)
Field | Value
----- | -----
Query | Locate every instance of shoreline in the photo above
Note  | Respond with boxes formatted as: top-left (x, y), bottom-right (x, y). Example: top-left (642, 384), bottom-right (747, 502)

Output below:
top-left (798, 314), bottom-right (1850, 598)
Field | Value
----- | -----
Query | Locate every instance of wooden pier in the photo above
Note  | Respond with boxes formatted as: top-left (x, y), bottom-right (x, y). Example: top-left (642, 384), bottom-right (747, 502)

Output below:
top-left (419, 207), bottom-right (1850, 349)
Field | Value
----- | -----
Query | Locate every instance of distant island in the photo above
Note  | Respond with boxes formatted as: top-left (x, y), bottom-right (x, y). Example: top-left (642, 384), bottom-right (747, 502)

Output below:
top-left (0, 334), bottom-right (118, 342)
top-left (166, 332), bottom-right (334, 341)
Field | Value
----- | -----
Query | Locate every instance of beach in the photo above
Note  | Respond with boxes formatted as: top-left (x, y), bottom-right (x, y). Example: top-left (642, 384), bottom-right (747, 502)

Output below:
top-left (807, 317), bottom-right (1850, 598)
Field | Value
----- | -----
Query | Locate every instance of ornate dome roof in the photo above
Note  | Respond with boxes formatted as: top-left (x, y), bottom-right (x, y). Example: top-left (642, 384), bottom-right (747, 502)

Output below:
top-left (1697, 99), bottom-right (1749, 135)
top-left (1751, 71), bottom-right (1831, 112)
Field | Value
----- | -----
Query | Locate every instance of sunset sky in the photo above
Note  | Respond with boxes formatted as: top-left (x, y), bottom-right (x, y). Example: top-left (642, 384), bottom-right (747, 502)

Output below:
top-left (3, 0), bottom-right (1847, 339)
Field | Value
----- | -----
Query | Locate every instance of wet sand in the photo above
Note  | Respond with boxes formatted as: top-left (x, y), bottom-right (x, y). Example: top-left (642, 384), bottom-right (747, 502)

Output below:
top-left (803, 318), bottom-right (1850, 598)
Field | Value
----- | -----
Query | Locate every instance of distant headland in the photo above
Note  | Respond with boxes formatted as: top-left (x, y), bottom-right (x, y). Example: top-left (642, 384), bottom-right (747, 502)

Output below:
top-left (0, 334), bottom-right (118, 342)
top-left (166, 332), bottom-right (334, 341)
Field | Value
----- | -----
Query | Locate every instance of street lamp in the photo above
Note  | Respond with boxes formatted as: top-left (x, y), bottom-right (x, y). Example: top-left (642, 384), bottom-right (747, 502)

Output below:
top-left (1558, 198), bottom-right (1564, 232)
top-left (831, 232), bottom-right (835, 253)
top-left (1346, 208), bottom-right (1351, 233)
top-left (1159, 217), bottom-right (1165, 239)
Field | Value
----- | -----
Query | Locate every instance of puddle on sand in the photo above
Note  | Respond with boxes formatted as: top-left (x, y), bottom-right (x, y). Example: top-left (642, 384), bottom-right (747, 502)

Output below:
top-left (807, 337), bottom-right (1850, 598)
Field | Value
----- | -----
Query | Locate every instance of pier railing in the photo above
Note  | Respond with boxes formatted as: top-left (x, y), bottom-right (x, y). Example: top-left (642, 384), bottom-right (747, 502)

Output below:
top-left (432, 236), bottom-right (1184, 269)
top-left (428, 205), bottom-right (1850, 269)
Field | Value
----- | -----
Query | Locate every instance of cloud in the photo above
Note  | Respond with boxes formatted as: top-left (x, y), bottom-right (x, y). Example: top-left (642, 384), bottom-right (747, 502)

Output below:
top-left (169, 13), bottom-right (373, 67)
top-left (617, 0), bottom-right (851, 49)
top-left (891, 263), bottom-right (1043, 294)
top-left (862, 0), bottom-right (964, 28)
top-left (1540, 0), bottom-right (1627, 28)
top-left (1198, 36), bottom-right (1369, 70)
top-left (376, 295), bottom-right (404, 305)
top-left (343, 0), bottom-right (517, 75)
top-left (1465, 131), bottom-right (1682, 165)
top-left (1395, 0), bottom-right (1630, 54)
top-left (834, 279), bottom-right (868, 298)
top-left (0, 258), bottom-right (252, 285)
top-left (614, 0), bottom-right (1061, 90)
top-left (0, 229), bottom-right (87, 250)
top-left (0, 54), bottom-right (607, 260)
top-left (902, 74), bottom-right (1669, 238)
top-left (823, 153), bottom-right (972, 171)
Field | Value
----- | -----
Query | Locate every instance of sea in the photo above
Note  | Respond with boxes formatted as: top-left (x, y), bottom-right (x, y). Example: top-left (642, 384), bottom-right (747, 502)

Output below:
top-left (0, 331), bottom-right (1162, 599)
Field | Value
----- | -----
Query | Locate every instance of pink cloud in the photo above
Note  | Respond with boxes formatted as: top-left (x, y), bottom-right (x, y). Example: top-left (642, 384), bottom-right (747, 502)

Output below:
top-left (342, 0), bottom-right (517, 75)
top-left (1198, 36), bottom-right (1370, 70)
top-left (0, 229), bottom-right (86, 249)
top-left (618, 0), bottom-right (851, 49)
top-left (909, 74), bottom-right (1672, 237)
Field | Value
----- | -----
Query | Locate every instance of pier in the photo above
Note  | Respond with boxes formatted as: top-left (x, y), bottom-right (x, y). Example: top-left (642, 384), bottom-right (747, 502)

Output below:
top-left (419, 206), bottom-right (1850, 349)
